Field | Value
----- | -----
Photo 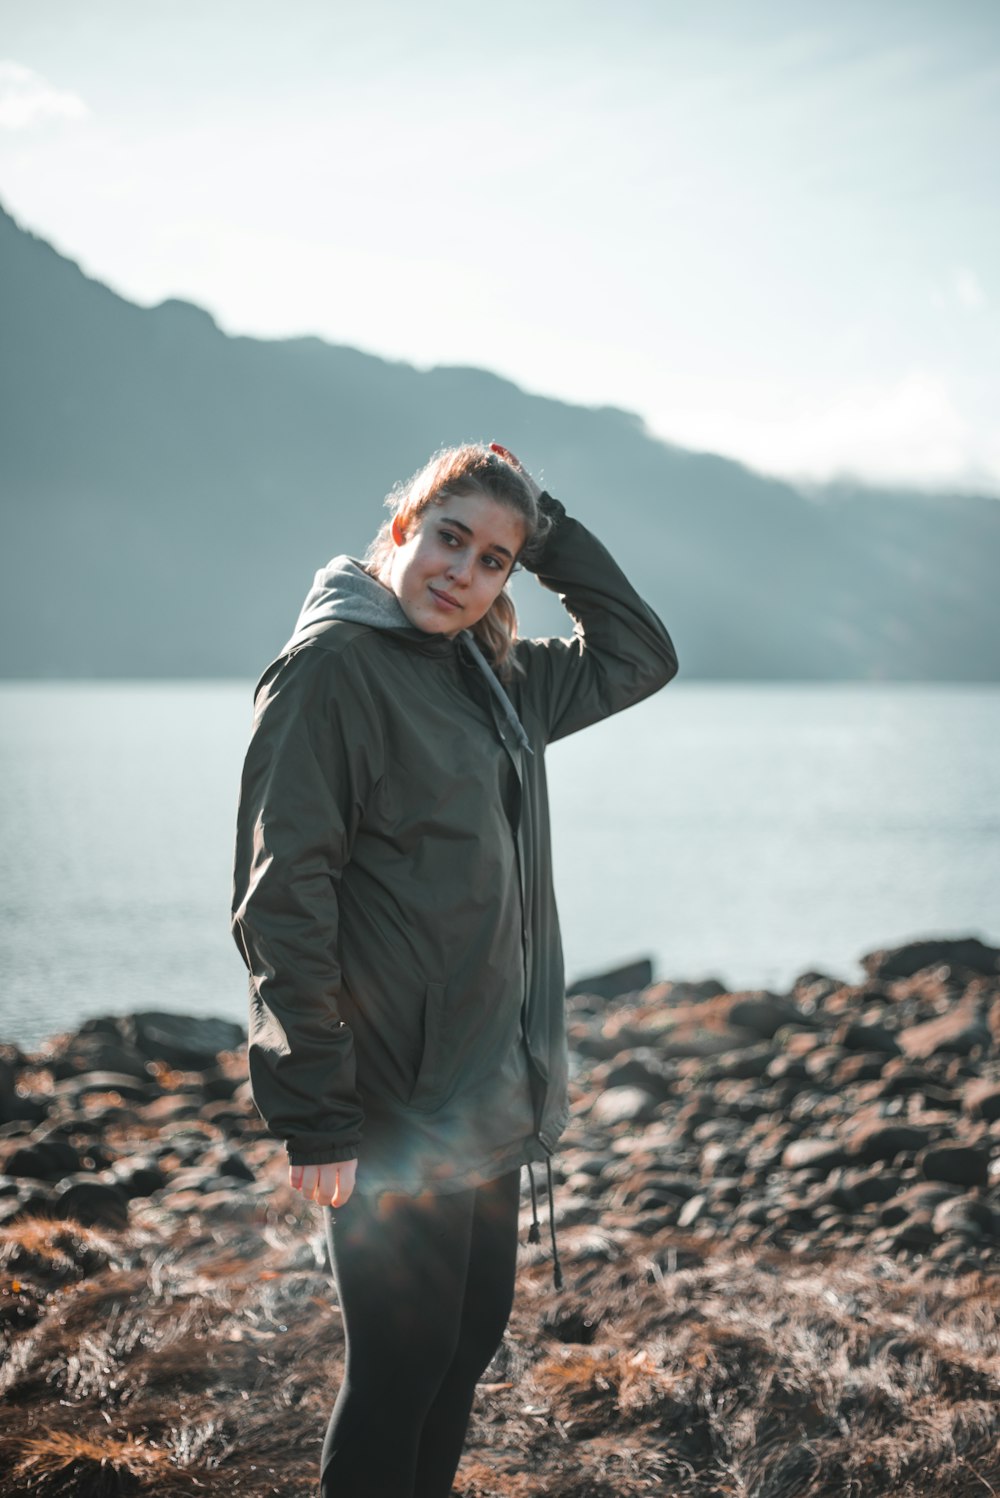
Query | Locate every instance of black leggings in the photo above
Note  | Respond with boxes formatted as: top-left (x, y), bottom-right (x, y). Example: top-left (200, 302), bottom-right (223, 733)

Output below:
top-left (320, 1169), bottom-right (521, 1498)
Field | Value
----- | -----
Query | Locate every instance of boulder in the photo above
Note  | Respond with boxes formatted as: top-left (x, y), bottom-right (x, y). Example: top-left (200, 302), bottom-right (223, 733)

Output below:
top-left (45, 1027), bottom-right (152, 1081)
top-left (918, 1143), bottom-right (991, 1189)
top-left (727, 994), bottom-right (814, 1039)
top-left (897, 1002), bottom-right (991, 1061)
top-left (861, 937), bottom-right (1000, 981)
top-left (588, 1087), bottom-right (658, 1127)
top-left (1, 1140), bottom-right (83, 1182)
top-left (781, 1138), bottom-right (850, 1174)
top-left (696, 1043), bottom-right (779, 1082)
top-left (566, 958), bottom-right (655, 1003)
top-left (596, 1050), bottom-right (675, 1101)
top-left (963, 1080), bottom-right (1000, 1123)
top-left (50, 1071), bottom-right (156, 1104)
top-left (54, 1176), bottom-right (130, 1228)
top-left (932, 1196), bottom-right (997, 1238)
top-left (834, 1021), bottom-right (901, 1055)
top-left (121, 1012), bottom-right (246, 1068)
top-left (847, 1121), bottom-right (938, 1165)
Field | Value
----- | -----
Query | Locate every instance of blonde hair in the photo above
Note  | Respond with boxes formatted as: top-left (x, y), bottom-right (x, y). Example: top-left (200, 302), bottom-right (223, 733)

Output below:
top-left (365, 444), bottom-right (552, 677)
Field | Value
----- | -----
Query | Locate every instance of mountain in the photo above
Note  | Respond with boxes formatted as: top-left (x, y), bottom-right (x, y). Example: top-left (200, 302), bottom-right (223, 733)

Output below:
top-left (1, 201), bottom-right (997, 680)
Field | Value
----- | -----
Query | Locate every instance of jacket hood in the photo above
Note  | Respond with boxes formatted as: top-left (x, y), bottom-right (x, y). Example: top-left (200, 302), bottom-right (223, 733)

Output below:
top-left (287, 555), bottom-right (412, 645)
top-left (284, 555), bottom-right (533, 753)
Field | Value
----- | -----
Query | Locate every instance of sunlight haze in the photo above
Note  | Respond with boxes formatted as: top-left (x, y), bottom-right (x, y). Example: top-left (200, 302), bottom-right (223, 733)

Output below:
top-left (2, 0), bottom-right (997, 491)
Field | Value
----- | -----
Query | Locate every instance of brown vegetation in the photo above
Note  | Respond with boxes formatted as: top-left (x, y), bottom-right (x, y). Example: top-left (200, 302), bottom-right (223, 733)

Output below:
top-left (0, 1206), bottom-right (998, 1496)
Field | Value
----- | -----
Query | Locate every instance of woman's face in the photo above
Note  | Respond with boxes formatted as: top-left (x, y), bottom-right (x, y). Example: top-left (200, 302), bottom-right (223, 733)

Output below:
top-left (388, 491), bottom-right (527, 638)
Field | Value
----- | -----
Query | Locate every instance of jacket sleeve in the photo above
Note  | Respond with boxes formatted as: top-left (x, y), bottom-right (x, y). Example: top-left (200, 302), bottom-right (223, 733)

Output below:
top-left (514, 492), bottom-right (679, 743)
top-left (231, 642), bottom-right (380, 1166)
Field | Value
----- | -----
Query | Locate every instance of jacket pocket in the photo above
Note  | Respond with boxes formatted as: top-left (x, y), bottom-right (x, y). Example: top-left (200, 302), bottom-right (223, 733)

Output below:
top-left (408, 983), bottom-right (449, 1113)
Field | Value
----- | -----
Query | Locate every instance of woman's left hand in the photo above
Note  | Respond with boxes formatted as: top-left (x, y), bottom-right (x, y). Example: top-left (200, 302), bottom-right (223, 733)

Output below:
top-left (288, 1158), bottom-right (358, 1208)
top-left (490, 443), bottom-right (543, 503)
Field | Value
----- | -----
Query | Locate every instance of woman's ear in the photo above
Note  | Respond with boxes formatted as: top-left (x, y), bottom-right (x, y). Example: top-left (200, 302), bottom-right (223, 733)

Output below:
top-left (390, 515), bottom-right (407, 547)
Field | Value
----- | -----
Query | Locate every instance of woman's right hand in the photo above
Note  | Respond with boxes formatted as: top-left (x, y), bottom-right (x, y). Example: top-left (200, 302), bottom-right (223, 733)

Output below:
top-left (288, 1158), bottom-right (358, 1207)
top-left (490, 443), bottom-right (543, 504)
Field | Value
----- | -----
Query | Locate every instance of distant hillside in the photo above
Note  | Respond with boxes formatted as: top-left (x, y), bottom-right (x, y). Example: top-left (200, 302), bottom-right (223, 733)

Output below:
top-left (1, 201), bottom-right (998, 679)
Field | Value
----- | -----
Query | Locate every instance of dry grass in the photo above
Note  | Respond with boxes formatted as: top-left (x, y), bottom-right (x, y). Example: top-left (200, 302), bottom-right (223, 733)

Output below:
top-left (1, 1210), bottom-right (998, 1497)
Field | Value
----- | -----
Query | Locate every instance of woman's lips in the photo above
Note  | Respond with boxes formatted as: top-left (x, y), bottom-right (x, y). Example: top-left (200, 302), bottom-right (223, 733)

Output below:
top-left (429, 587), bottom-right (461, 611)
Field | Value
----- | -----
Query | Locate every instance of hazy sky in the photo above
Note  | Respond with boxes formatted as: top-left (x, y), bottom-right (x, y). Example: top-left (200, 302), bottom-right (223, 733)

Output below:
top-left (2, 0), bottom-right (998, 492)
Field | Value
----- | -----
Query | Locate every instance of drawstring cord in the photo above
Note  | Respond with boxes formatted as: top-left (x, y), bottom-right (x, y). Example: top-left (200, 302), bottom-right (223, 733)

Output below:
top-left (525, 1160), bottom-right (563, 1291)
top-left (527, 1163), bottom-right (541, 1244)
top-left (545, 1156), bottom-right (564, 1291)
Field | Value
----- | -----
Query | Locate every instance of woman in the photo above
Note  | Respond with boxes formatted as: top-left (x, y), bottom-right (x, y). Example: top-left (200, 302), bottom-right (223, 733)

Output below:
top-left (231, 442), bottom-right (678, 1497)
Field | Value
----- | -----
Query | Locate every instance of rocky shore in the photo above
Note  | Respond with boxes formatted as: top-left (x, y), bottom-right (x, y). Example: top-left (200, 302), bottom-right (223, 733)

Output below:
top-left (1, 935), bottom-right (998, 1495)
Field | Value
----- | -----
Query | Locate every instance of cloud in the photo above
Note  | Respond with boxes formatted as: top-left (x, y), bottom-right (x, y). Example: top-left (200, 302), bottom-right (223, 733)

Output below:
top-left (652, 370), bottom-right (1000, 494)
top-left (0, 61), bottom-right (89, 130)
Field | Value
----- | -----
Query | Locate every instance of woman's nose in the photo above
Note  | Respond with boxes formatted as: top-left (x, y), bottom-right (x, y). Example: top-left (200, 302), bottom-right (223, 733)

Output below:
top-left (446, 553), bottom-right (472, 583)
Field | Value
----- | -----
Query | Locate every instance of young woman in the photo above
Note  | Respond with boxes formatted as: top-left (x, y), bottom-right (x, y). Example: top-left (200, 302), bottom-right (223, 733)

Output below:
top-left (231, 442), bottom-right (678, 1498)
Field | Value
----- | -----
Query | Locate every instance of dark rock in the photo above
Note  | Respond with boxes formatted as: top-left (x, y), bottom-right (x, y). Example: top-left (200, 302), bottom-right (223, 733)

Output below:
top-left (877, 1062), bottom-right (947, 1097)
top-left (803, 1046), bottom-right (844, 1082)
top-left (210, 1150), bottom-right (255, 1183)
top-left (840, 1167), bottom-right (911, 1205)
top-left (918, 1143), bottom-right (991, 1188)
top-left (912, 1085), bottom-right (964, 1113)
top-left (932, 1196), bottom-right (997, 1238)
top-left (200, 1067), bottom-right (240, 1103)
top-left (110, 1160), bottom-right (168, 1198)
top-left (898, 1002), bottom-right (991, 1061)
top-left (766, 1054), bottom-right (811, 1083)
top-left (0, 1177), bottom-right (59, 1224)
top-left (888, 1216), bottom-right (938, 1252)
top-left (834, 1021), bottom-right (901, 1055)
top-left (135, 1094), bottom-right (204, 1125)
top-left (861, 937), bottom-right (1000, 982)
top-left (964, 1080), bottom-right (1000, 1122)
top-left (543, 1305), bottom-right (602, 1344)
top-left (0, 1053), bottom-right (19, 1122)
top-left (848, 1121), bottom-right (937, 1165)
top-left (727, 995), bottom-right (814, 1039)
top-left (200, 1099), bottom-right (253, 1132)
top-left (1, 1140), bottom-right (83, 1181)
top-left (697, 1043), bottom-right (778, 1082)
top-left (0, 1088), bottom-right (47, 1126)
top-left (883, 1182), bottom-right (961, 1217)
top-left (54, 1175), bottom-right (130, 1228)
top-left (634, 1189), bottom-right (682, 1214)
top-left (789, 972), bottom-right (844, 1010)
top-left (660, 1028), bottom-right (762, 1061)
top-left (639, 1174), bottom-right (701, 1202)
top-left (566, 958), bottom-right (655, 1003)
top-left (832, 1054), bottom-right (890, 1086)
top-left (50, 1070), bottom-right (156, 1104)
top-left (571, 1031), bottom-right (623, 1062)
top-left (46, 1026), bottom-right (152, 1081)
top-left (597, 1050), bottom-right (674, 1101)
top-left (122, 1011), bottom-right (246, 1068)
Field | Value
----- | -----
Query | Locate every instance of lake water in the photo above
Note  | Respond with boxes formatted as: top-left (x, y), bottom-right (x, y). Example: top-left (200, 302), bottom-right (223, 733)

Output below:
top-left (0, 682), bottom-right (997, 1052)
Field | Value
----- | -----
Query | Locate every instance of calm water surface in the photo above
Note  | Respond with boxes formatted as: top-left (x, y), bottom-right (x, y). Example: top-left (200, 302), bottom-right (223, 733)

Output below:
top-left (0, 682), bottom-right (997, 1049)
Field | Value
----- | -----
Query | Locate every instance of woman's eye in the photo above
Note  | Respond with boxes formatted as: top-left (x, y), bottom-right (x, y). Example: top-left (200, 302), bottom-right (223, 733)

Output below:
top-left (483, 556), bottom-right (502, 571)
top-left (439, 530), bottom-right (459, 547)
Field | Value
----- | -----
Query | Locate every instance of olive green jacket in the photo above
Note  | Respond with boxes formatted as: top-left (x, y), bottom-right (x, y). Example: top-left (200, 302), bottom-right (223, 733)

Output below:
top-left (231, 495), bottom-right (678, 1191)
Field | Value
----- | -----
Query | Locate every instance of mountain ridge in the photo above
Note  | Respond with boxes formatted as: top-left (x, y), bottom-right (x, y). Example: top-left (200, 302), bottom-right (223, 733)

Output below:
top-left (2, 200), bottom-right (997, 680)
